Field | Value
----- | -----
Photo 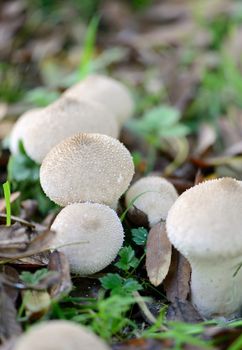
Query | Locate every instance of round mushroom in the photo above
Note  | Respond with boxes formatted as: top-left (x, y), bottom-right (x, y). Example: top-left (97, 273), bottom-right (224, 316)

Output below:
top-left (17, 97), bottom-right (119, 163)
top-left (14, 320), bottom-right (110, 350)
top-left (125, 176), bottom-right (178, 227)
top-left (64, 74), bottom-right (134, 126)
top-left (50, 202), bottom-right (124, 275)
top-left (166, 177), bottom-right (242, 319)
top-left (9, 108), bottom-right (43, 154)
top-left (40, 133), bottom-right (134, 207)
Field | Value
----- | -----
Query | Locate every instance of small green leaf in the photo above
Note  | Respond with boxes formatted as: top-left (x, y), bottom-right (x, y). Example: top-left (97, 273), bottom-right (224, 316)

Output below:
top-left (115, 246), bottom-right (139, 271)
top-left (20, 268), bottom-right (51, 287)
top-left (123, 278), bottom-right (143, 294)
top-left (100, 273), bottom-right (123, 292)
top-left (131, 227), bottom-right (148, 246)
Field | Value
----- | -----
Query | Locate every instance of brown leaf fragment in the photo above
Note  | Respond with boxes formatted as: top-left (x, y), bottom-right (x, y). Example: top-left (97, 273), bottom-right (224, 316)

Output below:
top-left (163, 248), bottom-right (191, 303)
top-left (48, 251), bottom-right (72, 299)
top-left (166, 299), bottom-right (203, 323)
top-left (146, 222), bottom-right (172, 287)
top-left (204, 327), bottom-right (242, 350)
top-left (0, 283), bottom-right (21, 342)
top-left (0, 223), bottom-right (55, 259)
top-left (0, 266), bottom-right (19, 302)
top-left (127, 206), bottom-right (149, 228)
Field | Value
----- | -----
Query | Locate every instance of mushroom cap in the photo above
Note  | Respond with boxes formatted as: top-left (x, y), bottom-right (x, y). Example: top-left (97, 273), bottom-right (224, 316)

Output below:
top-left (14, 320), bottom-right (110, 350)
top-left (125, 176), bottom-right (178, 227)
top-left (9, 108), bottom-right (43, 154)
top-left (64, 74), bottom-right (134, 126)
top-left (21, 97), bottom-right (119, 163)
top-left (166, 177), bottom-right (242, 260)
top-left (50, 203), bottom-right (124, 275)
top-left (40, 133), bottom-right (134, 207)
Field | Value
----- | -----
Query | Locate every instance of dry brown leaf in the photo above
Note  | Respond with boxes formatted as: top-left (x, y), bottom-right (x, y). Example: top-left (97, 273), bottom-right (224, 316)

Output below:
top-left (146, 222), bottom-right (172, 287)
top-left (112, 338), bottom-right (173, 350)
top-left (166, 299), bottom-right (203, 323)
top-left (48, 251), bottom-right (72, 299)
top-left (0, 223), bottom-right (55, 259)
top-left (163, 248), bottom-right (191, 303)
top-left (0, 283), bottom-right (22, 342)
top-left (193, 123), bottom-right (217, 157)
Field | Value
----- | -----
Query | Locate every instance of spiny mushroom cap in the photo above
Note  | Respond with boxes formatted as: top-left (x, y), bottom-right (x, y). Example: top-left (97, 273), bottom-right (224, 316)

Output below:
top-left (14, 320), bottom-right (110, 350)
top-left (40, 133), bottom-right (134, 207)
top-left (9, 108), bottom-right (43, 154)
top-left (64, 74), bottom-right (134, 126)
top-left (125, 176), bottom-right (178, 227)
top-left (166, 177), bottom-right (242, 260)
top-left (50, 203), bottom-right (124, 275)
top-left (22, 97), bottom-right (119, 163)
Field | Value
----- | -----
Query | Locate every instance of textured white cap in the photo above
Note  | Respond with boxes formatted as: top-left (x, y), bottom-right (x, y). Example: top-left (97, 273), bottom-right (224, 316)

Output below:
top-left (125, 176), bottom-right (178, 227)
top-left (19, 97), bottom-right (119, 163)
top-left (167, 177), bottom-right (242, 259)
top-left (10, 108), bottom-right (43, 154)
top-left (14, 320), bottom-right (110, 350)
top-left (40, 133), bottom-right (134, 207)
top-left (64, 74), bottom-right (134, 126)
top-left (50, 203), bottom-right (124, 275)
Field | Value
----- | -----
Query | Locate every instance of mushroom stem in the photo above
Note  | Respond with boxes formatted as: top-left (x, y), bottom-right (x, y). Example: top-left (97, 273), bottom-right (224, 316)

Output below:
top-left (191, 257), bottom-right (242, 319)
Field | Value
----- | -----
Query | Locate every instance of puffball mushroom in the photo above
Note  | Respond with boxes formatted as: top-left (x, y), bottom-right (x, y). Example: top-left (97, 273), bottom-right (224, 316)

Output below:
top-left (125, 176), bottom-right (178, 227)
top-left (14, 320), bottom-right (110, 350)
top-left (17, 97), bottom-right (119, 163)
top-left (40, 133), bottom-right (134, 207)
top-left (10, 108), bottom-right (43, 154)
top-left (50, 203), bottom-right (124, 275)
top-left (64, 74), bottom-right (134, 126)
top-left (166, 177), bottom-right (242, 319)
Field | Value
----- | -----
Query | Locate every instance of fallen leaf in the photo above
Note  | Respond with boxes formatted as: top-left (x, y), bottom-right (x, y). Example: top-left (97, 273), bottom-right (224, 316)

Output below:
top-left (0, 283), bottom-right (21, 342)
top-left (163, 248), bottom-right (191, 303)
top-left (166, 299), bottom-right (203, 323)
top-left (146, 222), bottom-right (172, 287)
top-left (112, 338), bottom-right (173, 350)
top-left (193, 123), bottom-right (217, 157)
top-left (48, 251), bottom-right (72, 299)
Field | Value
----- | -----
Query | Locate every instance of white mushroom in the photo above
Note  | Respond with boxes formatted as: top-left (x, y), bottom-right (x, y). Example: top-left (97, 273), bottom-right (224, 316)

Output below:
top-left (14, 320), bottom-right (110, 350)
top-left (40, 133), bottom-right (134, 207)
top-left (125, 176), bottom-right (178, 227)
top-left (17, 97), bottom-right (119, 163)
top-left (50, 203), bottom-right (124, 275)
top-left (64, 74), bottom-right (134, 126)
top-left (9, 108), bottom-right (43, 154)
top-left (166, 177), bottom-right (242, 319)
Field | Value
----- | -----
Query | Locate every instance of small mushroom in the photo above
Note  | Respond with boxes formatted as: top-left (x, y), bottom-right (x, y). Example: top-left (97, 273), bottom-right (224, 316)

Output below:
top-left (64, 74), bottom-right (134, 126)
top-left (9, 108), bottom-right (43, 154)
top-left (14, 320), bottom-right (110, 350)
top-left (125, 176), bottom-right (178, 227)
top-left (40, 133), bottom-right (134, 207)
top-left (50, 202), bottom-right (124, 275)
top-left (166, 177), bottom-right (242, 319)
top-left (15, 97), bottom-right (119, 163)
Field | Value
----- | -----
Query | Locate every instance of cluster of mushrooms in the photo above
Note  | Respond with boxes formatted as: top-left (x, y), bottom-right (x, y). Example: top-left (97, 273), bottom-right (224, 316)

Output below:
top-left (9, 75), bottom-right (242, 348)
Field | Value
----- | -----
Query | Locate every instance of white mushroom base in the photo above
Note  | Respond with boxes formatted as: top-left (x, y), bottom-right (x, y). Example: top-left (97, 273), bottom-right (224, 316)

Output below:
top-left (191, 257), bottom-right (242, 319)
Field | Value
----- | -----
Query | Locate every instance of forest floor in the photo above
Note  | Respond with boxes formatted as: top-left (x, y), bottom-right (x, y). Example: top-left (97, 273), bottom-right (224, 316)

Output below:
top-left (1, 0), bottom-right (242, 349)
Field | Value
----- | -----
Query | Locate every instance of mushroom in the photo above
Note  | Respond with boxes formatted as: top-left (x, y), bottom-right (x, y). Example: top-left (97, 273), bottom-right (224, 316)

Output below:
top-left (16, 97), bottom-right (119, 163)
top-left (125, 176), bottom-right (178, 227)
top-left (40, 133), bottom-right (134, 207)
top-left (14, 320), bottom-right (110, 350)
top-left (9, 108), bottom-right (43, 154)
top-left (64, 74), bottom-right (134, 126)
top-left (166, 177), bottom-right (242, 319)
top-left (50, 202), bottom-right (124, 275)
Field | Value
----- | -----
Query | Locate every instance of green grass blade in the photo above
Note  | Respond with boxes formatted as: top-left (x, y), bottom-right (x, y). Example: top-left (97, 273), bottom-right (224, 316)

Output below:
top-left (78, 15), bottom-right (99, 79)
top-left (3, 181), bottom-right (11, 226)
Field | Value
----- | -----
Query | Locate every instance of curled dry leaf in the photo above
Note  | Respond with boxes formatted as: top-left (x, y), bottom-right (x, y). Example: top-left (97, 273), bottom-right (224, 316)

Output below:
top-left (146, 222), bottom-right (172, 287)
top-left (48, 251), bottom-right (72, 299)
top-left (166, 300), bottom-right (203, 323)
top-left (0, 223), bottom-right (55, 260)
top-left (0, 283), bottom-right (22, 342)
top-left (163, 248), bottom-right (191, 303)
